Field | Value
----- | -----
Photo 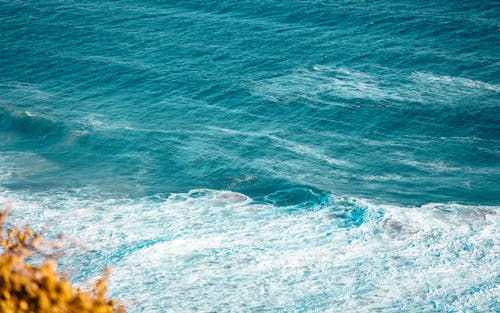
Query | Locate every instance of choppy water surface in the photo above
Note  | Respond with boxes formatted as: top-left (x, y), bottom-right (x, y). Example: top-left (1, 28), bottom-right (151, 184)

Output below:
top-left (1, 1), bottom-right (499, 312)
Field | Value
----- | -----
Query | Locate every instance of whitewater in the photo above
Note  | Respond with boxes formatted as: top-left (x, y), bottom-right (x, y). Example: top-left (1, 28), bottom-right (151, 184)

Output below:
top-left (1, 1), bottom-right (499, 312)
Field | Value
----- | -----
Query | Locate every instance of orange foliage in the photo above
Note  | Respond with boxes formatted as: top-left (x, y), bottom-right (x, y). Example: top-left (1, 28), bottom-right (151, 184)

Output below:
top-left (0, 205), bottom-right (126, 313)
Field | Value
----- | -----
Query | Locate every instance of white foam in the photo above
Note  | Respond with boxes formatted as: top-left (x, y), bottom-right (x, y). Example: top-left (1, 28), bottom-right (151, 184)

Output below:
top-left (1, 188), bottom-right (498, 312)
top-left (412, 72), bottom-right (500, 92)
top-left (254, 66), bottom-right (404, 105)
top-left (254, 66), bottom-right (499, 108)
top-left (0, 152), bottom-right (58, 184)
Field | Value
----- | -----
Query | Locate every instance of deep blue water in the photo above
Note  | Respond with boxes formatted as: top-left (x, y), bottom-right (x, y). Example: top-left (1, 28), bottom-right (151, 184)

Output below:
top-left (1, 1), bottom-right (499, 312)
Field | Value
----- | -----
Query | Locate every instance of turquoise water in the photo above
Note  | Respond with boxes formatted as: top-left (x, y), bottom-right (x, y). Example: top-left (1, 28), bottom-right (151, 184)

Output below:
top-left (1, 1), bottom-right (499, 312)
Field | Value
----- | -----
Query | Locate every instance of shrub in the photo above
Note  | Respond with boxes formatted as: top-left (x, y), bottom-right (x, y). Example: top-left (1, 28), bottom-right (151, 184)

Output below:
top-left (0, 204), bottom-right (126, 313)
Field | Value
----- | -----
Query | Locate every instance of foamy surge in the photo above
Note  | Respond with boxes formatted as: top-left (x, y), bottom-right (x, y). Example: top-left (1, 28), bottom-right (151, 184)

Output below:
top-left (2, 188), bottom-right (498, 312)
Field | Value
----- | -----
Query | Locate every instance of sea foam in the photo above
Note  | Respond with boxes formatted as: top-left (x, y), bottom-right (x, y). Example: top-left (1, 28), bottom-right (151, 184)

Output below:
top-left (2, 188), bottom-right (498, 312)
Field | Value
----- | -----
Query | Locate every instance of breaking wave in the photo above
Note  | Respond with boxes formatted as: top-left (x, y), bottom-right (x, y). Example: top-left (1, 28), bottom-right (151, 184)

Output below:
top-left (2, 188), bottom-right (498, 312)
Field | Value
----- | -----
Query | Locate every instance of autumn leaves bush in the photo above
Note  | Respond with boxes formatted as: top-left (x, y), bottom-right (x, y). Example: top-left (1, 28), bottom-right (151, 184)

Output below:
top-left (0, 204), bottom-right (126, 313)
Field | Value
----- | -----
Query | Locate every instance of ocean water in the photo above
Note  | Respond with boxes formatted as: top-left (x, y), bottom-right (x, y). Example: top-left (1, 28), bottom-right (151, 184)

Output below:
top-left (0, 1), bottom-right (499, 312)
